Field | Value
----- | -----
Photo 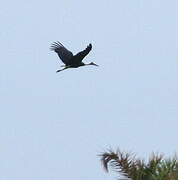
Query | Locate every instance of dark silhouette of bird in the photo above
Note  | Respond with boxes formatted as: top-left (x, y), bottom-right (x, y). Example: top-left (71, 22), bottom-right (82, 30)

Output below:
top-left (50, 41), bottom-right (98, 72)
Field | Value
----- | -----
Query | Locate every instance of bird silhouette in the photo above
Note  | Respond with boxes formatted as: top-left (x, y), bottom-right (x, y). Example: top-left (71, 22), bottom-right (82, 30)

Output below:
top-left (50, 41), bottom-right (98, 72)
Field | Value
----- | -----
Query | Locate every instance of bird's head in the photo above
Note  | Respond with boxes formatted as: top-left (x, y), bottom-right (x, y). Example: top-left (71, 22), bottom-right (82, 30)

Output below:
top-left (88, 62), bottom-right (99, 66)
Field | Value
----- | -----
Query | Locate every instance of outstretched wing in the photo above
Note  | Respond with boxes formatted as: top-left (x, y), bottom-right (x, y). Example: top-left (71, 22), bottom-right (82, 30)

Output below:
top-left (74, 44), bottom-right (92, 63)
top-left (50, 41), bottom-right (73, 65)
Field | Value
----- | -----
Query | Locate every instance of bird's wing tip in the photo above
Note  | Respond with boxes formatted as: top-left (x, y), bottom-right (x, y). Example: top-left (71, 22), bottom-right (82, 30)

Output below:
top-left (50, 41), bottom-right (63, 51)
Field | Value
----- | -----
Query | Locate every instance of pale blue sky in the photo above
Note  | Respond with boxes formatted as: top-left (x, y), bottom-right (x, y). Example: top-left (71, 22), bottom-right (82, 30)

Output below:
top-left (1, 0), bottom-right (178, 179)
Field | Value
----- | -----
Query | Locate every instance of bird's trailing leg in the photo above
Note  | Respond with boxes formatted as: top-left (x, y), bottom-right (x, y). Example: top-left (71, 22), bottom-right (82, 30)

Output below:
top-left (56, 65), bottom-right (71, 73)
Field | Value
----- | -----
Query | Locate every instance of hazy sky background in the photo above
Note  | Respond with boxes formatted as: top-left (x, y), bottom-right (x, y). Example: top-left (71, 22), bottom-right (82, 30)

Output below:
top-left (1, 0), bottom-right (178, 179)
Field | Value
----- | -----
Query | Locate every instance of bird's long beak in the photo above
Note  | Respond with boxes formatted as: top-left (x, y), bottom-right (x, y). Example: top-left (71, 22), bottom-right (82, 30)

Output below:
top-left (92, 62), bottom-right (99, 66)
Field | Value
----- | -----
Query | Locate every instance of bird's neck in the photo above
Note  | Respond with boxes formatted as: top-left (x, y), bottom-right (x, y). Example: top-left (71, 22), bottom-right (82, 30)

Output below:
top-left (85, 63), bottom-right (92, 66)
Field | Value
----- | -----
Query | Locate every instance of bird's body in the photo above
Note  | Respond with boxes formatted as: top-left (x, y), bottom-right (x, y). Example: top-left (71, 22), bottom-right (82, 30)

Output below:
top-left (50, 41), bottom-right (98, 72)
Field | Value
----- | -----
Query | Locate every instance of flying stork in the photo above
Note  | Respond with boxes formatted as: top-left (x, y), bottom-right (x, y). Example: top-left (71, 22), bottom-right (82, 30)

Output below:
top-left (50, 42), bottom-right (98, 72)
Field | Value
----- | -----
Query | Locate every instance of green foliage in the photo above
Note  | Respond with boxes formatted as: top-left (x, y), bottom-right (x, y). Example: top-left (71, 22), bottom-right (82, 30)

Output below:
top-left (100, 149), bottom-right (178, 180)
